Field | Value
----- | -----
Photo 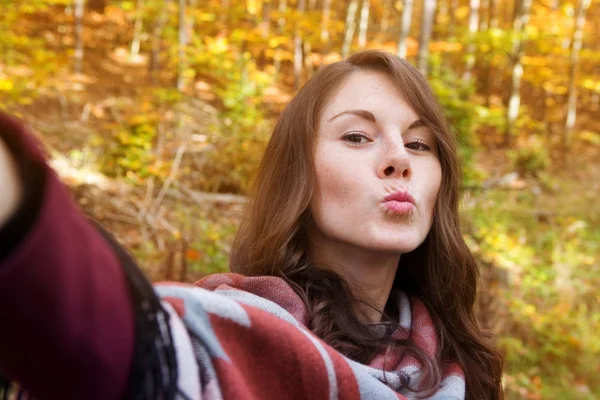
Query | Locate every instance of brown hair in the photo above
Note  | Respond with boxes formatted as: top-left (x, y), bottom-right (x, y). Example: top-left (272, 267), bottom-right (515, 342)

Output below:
top-left (230, 50), bottom-right (503, 398)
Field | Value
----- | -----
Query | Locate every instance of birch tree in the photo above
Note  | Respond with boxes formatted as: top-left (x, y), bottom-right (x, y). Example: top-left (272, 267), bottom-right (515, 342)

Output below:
top-left (220, 0), bottom-right (229, 26)
top-left (483, 0), bottom-right (498, 105)
top-left (564, 0), bottom-right (591, 148)
top-left (479, 0), bottom-right (489, 32)
top-left (320, 0), bottom-right (332, 44)
top-left (487, 0), bottom-right (498, 29)
top-left (130, 0), bottom-right (144, 58)
top-left (176, 0), bottom-right (187, 91)
top-left (188, 0), bottom-right (198, 31)
top-left (448, 0), bottom-right (458, 37)
top-left (397, 0), bottom-right (414, 59)
top-left (73, 0), bottom-right (85, 74)
top-left (149, 0), bottom-right (171, 79)
top-left (381, 0), bottom-right (392, 35)
top-left (435, 0), bottom-right (448, 38)
top-left (463, 0), bottom-right (480, 82)
top-left (260, 0), bottom-right (271, 38)
top-left (273, 0), bottom-right (287, 76)
top-left (303, 0), bottom-right (318, 77)
top-left (504, 0), bottom-right (515, 28)
top-left (417, 0), bottom-right (437, 75)
top-left (294, 0), bottom-right (306, 89)
top-left (342, 0), bottom-right (359, 58)
top-left (504, 0), bottom-right (532, 146)
top-left (358, 0), bottom-right (371, 49)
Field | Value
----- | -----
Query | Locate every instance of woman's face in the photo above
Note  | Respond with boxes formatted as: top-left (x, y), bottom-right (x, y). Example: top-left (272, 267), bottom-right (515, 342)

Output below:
top-left (309, 70), bottom-right (442, 254)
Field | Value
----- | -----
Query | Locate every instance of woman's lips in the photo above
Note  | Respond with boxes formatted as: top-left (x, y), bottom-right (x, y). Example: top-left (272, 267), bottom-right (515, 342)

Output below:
top-left (382, 190), bottom-right (416, 215)
top-left (383, 200), bottom-right (415, 214)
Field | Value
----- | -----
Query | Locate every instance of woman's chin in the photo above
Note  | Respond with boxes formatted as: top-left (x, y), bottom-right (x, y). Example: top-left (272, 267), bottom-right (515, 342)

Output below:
top-left (360, 225), bottom-right (425, 253)
top-left (357, 236), bottom-right (422, 254)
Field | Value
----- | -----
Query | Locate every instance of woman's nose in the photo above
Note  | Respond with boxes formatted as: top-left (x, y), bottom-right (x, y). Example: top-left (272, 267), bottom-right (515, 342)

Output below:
top-left (378, 142), bottom-right (411, 180)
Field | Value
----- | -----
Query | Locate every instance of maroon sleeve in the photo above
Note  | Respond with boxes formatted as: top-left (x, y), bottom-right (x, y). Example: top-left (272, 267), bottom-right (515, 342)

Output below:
top-left (0, 114), bottom-right (135, 400)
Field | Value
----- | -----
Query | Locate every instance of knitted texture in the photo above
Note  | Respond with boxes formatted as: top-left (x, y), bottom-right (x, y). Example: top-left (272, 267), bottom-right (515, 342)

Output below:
top-left (155, 273), bottom-right (466, 400)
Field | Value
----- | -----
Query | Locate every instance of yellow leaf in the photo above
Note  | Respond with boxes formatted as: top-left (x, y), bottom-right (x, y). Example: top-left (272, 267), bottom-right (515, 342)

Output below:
top-left (0, 79), bottom-right (14, 91)
top-left (524, 304), bottom-right (536, 316)
top-left (247, 0), bottom-right (258, 15)
top-left (268, 37), bottom-right (279, 48)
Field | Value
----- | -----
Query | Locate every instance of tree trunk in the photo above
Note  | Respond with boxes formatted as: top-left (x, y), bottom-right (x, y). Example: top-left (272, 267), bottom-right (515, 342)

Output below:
top-left (479, 0), bottom-right (489, 31)
top-left (273, 0), bottom-right (287, 77)
top-left (177, 0), bottom-right (187, 91)
top-left (87, 0), bottom-right (106, 13)
top-left (482, 0), bottom-right (497, 105)
top-left (303, 0), bottom-right (318, 75)
top-left (294, 0), bottom-right (306, 90)
top-left (130, 0), bottom-right (144, 58)
top-left (434, 0), bottom-right (448, 39)
top-left (397, 0), bottom-right (414, 59)
top-left (320, 0), bottom-right (332, 43)
top-left (564, 0), bottom-right (591, 148)
top-left (504, 0), bottom-right (532, 146)
top-left (220, 0), bottom-right (229, 27)
top-left (505, 0), bottom-right (516, 27)
top-left (462, 0), bottom-right (480, 82)
top-left (277, 0), bottom-right (287, 32)
top-left (304, 41), bottom-right (314, 77)
top-left (73, 0), bottom-right (85, 75)
top-left (488, 0), bottom-right (498, 29)
top-left (188, 0), bottom-right (198, 31)
top-left (260, 0), bottom-right (271, 38)
top-left (448, 0), bottom-right (458, 37)
top-left (357, 0), bottom-right (370, 49)
top-left (417, 0), bottom-right (437, 75)
top-left (381, 0), bottom-right (392, 35)
top-left (149, 0), bottom-right (171, 80)
top-left (342, 0), bottom-right (359, 58)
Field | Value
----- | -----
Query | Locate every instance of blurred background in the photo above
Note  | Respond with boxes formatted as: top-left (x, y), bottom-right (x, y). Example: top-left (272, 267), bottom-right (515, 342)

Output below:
top-left (0, 0), bottom-right (598, 397)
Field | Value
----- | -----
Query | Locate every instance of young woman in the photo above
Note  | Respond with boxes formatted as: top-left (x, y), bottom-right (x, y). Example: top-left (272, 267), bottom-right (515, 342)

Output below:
top-left (0, 50), bottom-right (503, 399)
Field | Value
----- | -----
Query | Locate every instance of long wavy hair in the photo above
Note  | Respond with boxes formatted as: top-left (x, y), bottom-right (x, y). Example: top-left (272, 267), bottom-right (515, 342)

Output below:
top-left (230, 50), bottom-right (503, 399)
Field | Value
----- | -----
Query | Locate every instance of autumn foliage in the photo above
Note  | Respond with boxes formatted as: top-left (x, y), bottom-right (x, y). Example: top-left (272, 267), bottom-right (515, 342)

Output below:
top-left (0, 0), bottom-right (599, 398)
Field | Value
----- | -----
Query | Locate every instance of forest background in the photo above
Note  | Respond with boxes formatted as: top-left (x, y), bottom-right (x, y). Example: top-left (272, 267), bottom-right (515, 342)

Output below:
top-left (1, 0), bottom-right (599, 398)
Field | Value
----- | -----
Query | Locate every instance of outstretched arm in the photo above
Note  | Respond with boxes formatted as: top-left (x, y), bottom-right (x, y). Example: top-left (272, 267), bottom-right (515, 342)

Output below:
top-left (0, 114), bottom-right (135, 400)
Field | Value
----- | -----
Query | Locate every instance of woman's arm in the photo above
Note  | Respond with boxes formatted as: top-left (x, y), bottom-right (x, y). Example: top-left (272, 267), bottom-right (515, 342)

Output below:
top-left (0, 114), bottom-right (135, 400)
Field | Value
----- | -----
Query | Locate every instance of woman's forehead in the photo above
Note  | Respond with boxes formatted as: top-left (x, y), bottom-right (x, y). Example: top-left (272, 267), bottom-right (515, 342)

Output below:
top-left (321, 72), bottom-right (419, 123)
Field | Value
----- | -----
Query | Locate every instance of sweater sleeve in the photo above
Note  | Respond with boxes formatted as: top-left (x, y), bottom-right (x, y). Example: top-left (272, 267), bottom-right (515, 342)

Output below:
top-left (0, 113), bottom-right (135, 400)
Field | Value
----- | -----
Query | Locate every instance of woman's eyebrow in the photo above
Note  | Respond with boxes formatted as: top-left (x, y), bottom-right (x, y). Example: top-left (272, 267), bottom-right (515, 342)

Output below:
top-left (328, 110), bottom-right (426, 131)
top-left (327, 109), bottom-right (376, 123)
top-left (407, 119), bottom-right (426, 130)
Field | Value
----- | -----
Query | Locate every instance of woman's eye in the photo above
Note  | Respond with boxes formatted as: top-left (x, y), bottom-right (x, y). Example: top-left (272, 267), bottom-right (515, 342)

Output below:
top-left (342, 133), bottom-right (370, 145)
top-left (405, 140), bottom-right (431, 152)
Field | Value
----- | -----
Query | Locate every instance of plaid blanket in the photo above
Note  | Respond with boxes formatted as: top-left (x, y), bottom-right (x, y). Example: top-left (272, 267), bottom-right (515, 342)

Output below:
top-left (155, 273), bottom-right (465, 400)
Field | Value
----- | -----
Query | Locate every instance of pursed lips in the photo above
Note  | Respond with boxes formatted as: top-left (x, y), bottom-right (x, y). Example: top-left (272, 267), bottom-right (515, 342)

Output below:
top-left (382, 190), bottom-right (416, 215)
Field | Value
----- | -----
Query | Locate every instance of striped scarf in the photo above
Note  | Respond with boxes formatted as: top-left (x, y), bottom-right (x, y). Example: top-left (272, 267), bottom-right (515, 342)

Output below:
top-left (156, 273), bottom-right (465, 399)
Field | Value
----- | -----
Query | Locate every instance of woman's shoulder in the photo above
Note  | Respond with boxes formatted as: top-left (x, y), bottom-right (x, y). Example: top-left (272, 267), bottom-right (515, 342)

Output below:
top-left (155, 273), bottom-right (309, 326)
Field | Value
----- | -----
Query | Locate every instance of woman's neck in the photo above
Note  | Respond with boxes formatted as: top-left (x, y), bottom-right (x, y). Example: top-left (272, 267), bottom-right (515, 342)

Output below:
top-left (307, 232), bottom-right (400, 323)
